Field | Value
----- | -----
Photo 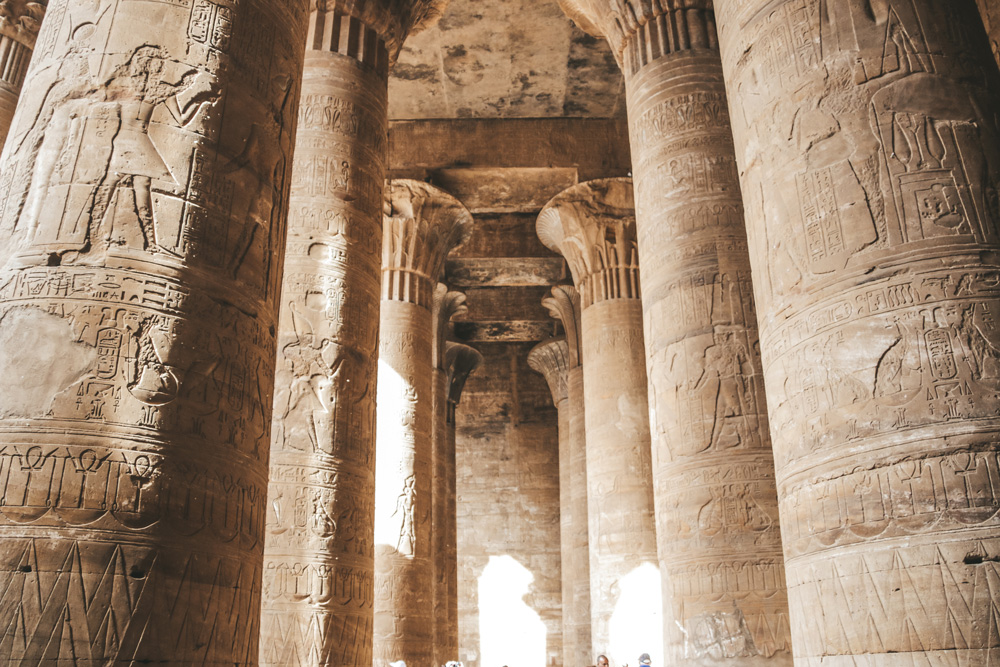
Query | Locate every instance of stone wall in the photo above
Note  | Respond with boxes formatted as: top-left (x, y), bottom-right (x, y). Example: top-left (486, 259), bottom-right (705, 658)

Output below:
top-left (456, 344), bottom-right (562, 667)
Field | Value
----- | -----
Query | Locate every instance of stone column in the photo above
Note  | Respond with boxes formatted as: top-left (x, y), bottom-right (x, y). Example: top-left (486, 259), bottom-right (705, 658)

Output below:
top-left (260, 4), bottom-right (449, 664)
top-left (713, 1), bottom-right (1000, 665)
top-left (528, 337), bottom-right (576, 667)
top-left (541, 285), bottom-right (592, 667)
top-left (442, 341), bottom-right (482, 663)
top-left (554, 2), bottom-right (791, 663)
top-left (432, 285), bottom-right (468, 667)
top-left (375, 179), bottom-right (472, 667)
top-left (0, 0), bottom-right (308, 662)
top-left (537, 178), bottom-right (661, 666)
top-left (976, 0), bottom-right (1000, 66)
top-left (0, 0), bottom-right (44, 148)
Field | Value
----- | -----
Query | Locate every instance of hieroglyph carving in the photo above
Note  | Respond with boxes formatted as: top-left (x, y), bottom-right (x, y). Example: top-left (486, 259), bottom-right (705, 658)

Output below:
top-left (375, 181), bottom-right (471, 667)
top-left (260, 3), bottom-right (392, 663)
top-left (715, 0), bottom-right (1000, 663)
top-left (0, 0), bottom-right (308, 663)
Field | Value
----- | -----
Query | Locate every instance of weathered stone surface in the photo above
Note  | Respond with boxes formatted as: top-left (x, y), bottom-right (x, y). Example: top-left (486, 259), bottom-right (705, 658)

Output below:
top-left (0, 0), bottom-right (308, 662)
top-left (0, 0), bottom-right (44, 147)
top-left (389, 118), bottom-right (632, 182)
top-left (431, 285), bottom-right (468, 667)
top-left (260, 3), bottom-right (402, 662)
top-left (977, 0), bottom-right (1000, 65)
top-left (714, 1), bottom-right (1000, 664)
top-left (541, 285), bottom-right (592, 667)
top-left (529, 333), bottom-right (593, 667)
top-left (375, 179), bottom-right (471, 667)
top-left (456, 341), bottom-right (563, 667)
top-left (538, 179), bottom-right (661, 665)
top-left (446, 257), bottom-right (567, 288)
top-left (441, 341), bottom-right (482, 664)
top-left (389, 0), bottom-right (623, 119)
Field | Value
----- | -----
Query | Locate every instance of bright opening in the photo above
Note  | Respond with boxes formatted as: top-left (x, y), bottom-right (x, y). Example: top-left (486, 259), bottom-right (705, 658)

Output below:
top-left (608, 562), bottom-right (663, 667)
top-left (478, 555), bottom-right (546, 667)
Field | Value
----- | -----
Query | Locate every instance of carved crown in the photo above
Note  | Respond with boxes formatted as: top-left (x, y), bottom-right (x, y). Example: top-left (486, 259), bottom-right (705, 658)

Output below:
top-left (537, 178), bottom-right (640, 309)
top-left (432, 284), bottom-right (468, 371)
top-left (528, 338), bottom-right (571, 405)
top-left (0, 0), bottom-right (46, 45)
top-left (556, 0), bottom-right (716, 75)
top-left (444, 342), bottom-right (482, 422)
top-left (383, 179), bottom-right (473, 309)
top-left (542, 285), bottom-right (582, 369)
top-left (317, 0), bottom-right (451, 62)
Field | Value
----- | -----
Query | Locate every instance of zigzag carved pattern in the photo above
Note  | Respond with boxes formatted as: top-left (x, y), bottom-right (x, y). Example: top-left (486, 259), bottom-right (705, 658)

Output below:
top-left (0, 539), bottom-right (261, 665)
top-left (260, 611), bottom-right (373, 666)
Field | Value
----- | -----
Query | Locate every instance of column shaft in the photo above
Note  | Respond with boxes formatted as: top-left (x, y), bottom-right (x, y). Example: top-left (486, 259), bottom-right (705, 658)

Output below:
top-left (260, 8), bottom-right (387, 664)
top-left (581, 298), bottom-right (659, 663)
top-left (567, 366), bottom-right (592, 667)
top-left (715, 0), bottom-right (1000, 664)
top-left (375, 180), bottom-right (471, 667)
top-left (976, 0), bottom-right (1000, 66)
top-left (538, 179), bottom-right (661, 665)
top-left (0, 0), bottom-right (307, 662)
top-left (376, 300), bottom-right (435, 666)
top-left (626, 31), bottom-right (791, 667)
top-left (432, 363), bottom-right (449, 665)
top-left (443, 341), bottom-right (481, 664)
top-left (529, 338), bottom-right (575, 667)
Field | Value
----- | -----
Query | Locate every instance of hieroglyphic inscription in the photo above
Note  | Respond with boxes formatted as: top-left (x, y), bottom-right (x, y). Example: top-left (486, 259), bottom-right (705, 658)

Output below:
top-left (623, 48), bottom-right (791, 664)
top-left (715, 0), bottom-right (1000, 662)
top-left (260, 31), bottom-right (387, 665)
top-left (0, 0), bottom-right (309, 663)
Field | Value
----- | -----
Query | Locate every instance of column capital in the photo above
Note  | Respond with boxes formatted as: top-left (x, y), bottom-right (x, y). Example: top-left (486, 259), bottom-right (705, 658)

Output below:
top-left (312, 1), bottom-right (449, 65)
top-left (444, 342), bottom-right (482, 423)
top-left (528, 338), bottom-right (571, 406)
top-left (433, 284), bottom-right (468, 371)
top-left (383, 179), bottom-right (473, 309)
top-left (0, 0), bottom-right (45, 47)
top-left (556, 0), bottom-right (716, 75)
top-left (542, 285), bottom-right (582, 369)
top-left (537, 178), bottom-right (640, 309)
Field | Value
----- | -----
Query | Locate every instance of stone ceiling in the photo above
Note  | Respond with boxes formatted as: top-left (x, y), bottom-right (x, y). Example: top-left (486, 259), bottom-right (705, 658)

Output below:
top-left (388, 0), bottom-right (624, 120)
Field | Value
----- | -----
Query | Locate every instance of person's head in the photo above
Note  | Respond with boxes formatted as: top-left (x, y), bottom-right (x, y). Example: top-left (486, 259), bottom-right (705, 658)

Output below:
top-left (639, 653), bottom-right (651, 666)
top-left (597, 655), bottom-right (609, 667)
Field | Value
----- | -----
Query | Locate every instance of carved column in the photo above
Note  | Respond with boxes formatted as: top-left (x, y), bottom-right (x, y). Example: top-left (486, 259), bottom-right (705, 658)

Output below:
top-left (554, 2), bottom-right (791, 663)
top-left (714, 1), bottom-right (1000, 665)
top-left (541, 285), bottom-right (592, 667)
top-left (976, 0), bottom-right (1000, 66)
top-left (538, 178), bottom-right (661, 666)
top-left (0, 0), bottom-right (308, 662)
top-left (528, 337), bottom-right (577, 667)
top-left (442, 341), bottom-right (482, 663)
top-left (0, 0), bottom-right (44, 148)
top-left (260, 3), bottom-right (448, 664)
top-left (432, 285), bottom-right (467, 667)
top-left (375, 179), bottom-right (471, 667)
